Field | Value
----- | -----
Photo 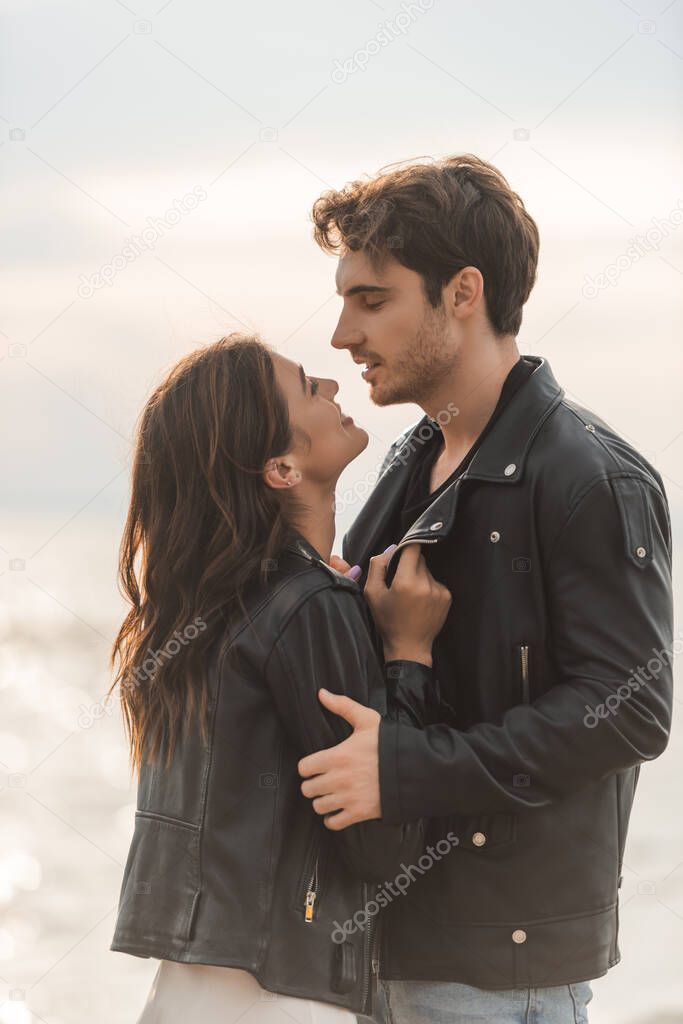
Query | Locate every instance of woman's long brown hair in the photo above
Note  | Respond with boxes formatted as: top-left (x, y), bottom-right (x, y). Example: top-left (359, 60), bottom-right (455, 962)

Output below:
top-left (110, 334), bottom-right (299, 775)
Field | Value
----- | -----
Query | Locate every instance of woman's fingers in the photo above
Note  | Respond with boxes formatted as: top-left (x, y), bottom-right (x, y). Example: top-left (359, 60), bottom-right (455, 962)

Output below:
top-left (392, 542), bottom-right (425, 586)
top-left (329, 554), bottom-right (351, 574)
top-left (365, 544), bottom-right (397, 593)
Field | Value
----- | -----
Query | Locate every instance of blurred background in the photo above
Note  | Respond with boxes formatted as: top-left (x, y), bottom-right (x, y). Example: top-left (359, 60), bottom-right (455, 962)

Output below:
top-left (1, 1), bottom-right (682, 1021)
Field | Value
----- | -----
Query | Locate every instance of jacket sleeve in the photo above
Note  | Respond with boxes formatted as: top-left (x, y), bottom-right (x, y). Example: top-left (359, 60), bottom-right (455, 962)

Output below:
top-left (264, 581), bottom-right (438, 881)
top-left (378, 475), bottom-right (674, 821)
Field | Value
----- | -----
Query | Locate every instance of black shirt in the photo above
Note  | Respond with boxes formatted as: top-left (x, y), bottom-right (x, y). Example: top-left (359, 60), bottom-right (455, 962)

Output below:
top-left (394, 356), bottom-right (536, 722)
top-left (398, 357), bottom-right (536, 537)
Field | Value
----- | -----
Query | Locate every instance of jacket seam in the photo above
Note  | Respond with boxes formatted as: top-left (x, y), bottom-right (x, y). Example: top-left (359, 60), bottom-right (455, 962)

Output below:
top-left (562, 402), bottom-right (625, 472)
top-left (545, 471), bottom-right (662, 571)
top-left (258, 734), bottom-right (284, 973)
top-left (264, 581), bottom-right (360, 670)
top-left (135, 809), bottom-right (199, 830)
top-left (215, 567), bottom-right (319, 671)
top-left (433, 902), bottom-right (617, 929)
top-left (187, 576), bottom-right (314, 954)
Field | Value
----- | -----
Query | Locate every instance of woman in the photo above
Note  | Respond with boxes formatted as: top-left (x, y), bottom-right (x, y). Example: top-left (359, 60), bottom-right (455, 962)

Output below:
top-left (109, 333), bottom-right (451, 1022)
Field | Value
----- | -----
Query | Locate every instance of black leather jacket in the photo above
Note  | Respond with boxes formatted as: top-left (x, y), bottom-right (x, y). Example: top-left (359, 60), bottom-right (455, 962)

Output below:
top-left (343, 355), bottom-right (674, 989)
top-left (110, 535), bottom-right (440, 1016)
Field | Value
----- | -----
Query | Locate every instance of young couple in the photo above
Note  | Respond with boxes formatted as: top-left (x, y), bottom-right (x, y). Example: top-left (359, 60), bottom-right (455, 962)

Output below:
top-left (110, 154), bottom-right (673, 1024)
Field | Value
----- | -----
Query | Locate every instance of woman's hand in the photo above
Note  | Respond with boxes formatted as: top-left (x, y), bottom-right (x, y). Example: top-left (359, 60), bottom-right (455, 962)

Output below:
top-left (364, 544), bottom-right (451, 666)
top-left (329, 554), bottom-right (361, 581)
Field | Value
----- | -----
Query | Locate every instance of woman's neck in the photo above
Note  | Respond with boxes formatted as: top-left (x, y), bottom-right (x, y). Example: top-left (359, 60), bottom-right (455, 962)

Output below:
top-left (291, 483), bottom-right (336, 564)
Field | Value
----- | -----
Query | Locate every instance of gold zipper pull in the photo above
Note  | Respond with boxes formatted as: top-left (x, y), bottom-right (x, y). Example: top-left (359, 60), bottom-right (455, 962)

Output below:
top-left (304, 890), bottom-right (316, 922)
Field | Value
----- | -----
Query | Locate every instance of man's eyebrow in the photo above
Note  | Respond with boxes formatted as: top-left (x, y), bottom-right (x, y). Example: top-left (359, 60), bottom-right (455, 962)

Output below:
top-left (337, 284), bottom-right (391, 297)
top-left (298, 364), bottom-right (307, 393)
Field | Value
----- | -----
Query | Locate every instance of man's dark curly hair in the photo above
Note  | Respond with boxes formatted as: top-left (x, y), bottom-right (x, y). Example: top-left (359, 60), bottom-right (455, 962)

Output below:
top-left (311, 154), bottom-right (539, 337)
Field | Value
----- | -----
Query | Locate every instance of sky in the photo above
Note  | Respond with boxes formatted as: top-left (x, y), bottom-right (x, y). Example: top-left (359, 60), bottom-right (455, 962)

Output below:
top-left (1, 0), bottom-right (682, 542)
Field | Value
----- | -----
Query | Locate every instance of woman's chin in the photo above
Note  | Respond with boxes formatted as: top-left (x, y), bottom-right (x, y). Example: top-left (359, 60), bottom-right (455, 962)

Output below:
top-left (338, 425), bottom-right (369, 471)
top-left (352, 424), bottom-right (370, 452)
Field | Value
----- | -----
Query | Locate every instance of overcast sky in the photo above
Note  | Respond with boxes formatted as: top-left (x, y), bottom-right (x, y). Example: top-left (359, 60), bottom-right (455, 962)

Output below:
top-left (1, 0), bottom-right (682, 549)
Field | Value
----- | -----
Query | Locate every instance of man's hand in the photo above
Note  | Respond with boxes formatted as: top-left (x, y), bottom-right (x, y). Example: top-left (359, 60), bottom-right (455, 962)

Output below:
top-left (298, 688), bottom-right (381, 829)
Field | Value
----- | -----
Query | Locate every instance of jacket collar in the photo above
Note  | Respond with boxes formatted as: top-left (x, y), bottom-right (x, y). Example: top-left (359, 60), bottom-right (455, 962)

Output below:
top-left (344, 356), bottom-right (563, 570)
top-left (284, 532), bottom-right (360, 588)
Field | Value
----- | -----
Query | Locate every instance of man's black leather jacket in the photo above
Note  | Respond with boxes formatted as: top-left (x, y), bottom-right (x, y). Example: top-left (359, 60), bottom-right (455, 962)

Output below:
top-left (343, 354), bottom-right (674, 989)
top-left (110, 535), bottom-right (440, 1016)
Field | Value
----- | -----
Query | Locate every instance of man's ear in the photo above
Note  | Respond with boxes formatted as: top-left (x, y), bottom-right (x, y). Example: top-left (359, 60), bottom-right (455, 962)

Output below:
top-left (446, 266), bottom-right (484, 320)
top-left (262, 458), bottom-right (302, 491)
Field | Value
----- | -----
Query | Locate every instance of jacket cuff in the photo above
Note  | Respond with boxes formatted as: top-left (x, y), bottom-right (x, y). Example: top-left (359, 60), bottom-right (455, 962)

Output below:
top-left (378, 719), bottom-right (404, 824)
top-left (384, 660), bottom-right (439, 726)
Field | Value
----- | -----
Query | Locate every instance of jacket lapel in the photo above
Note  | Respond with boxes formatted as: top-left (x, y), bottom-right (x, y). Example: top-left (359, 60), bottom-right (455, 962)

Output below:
top-left (343, 357), bottom-right (563, 578)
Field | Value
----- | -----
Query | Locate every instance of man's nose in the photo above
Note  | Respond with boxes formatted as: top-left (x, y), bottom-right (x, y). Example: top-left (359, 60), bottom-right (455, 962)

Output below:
top-left (330, 312), bottom-right (363, 350)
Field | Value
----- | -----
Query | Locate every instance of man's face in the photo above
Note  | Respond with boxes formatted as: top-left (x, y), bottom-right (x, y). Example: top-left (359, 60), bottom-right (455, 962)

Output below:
top-left (331, 250), bottom-right (458, 406)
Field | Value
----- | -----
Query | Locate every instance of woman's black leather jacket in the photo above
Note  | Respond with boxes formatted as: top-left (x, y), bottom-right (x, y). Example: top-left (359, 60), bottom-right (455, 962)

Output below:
top-left (110, 533), bottom-right (441, 1016)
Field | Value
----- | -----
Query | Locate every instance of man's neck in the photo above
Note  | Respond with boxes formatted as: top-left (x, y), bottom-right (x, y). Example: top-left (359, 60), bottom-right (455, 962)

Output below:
top-left (423, 337), bottom-right (520, 466)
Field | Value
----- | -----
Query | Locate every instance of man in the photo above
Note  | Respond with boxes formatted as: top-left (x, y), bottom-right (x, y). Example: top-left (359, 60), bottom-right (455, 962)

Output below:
top-left (298, 154), bottom-right (674, 1023)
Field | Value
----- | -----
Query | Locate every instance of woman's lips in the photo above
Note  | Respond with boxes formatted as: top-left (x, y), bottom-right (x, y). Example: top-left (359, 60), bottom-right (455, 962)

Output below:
top-left (341, 414), bottom-right (354, 426)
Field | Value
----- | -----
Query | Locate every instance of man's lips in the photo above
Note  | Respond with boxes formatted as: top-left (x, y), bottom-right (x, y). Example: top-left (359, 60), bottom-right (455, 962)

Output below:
top-left (361, 363), bottom-right (381, 382)
top-left (353, 357), bottom-right (382, 382)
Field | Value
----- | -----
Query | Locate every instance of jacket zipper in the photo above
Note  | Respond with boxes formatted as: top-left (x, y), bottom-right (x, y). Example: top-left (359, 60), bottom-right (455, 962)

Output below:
top-left (303, 855), bottom-right (319, 922)
top-left (394, 536), bottom-right (439, 553)
top-left (519, 643), bottom-right (530, 703)
top-left (360, 882), bottom-right (379, 1011)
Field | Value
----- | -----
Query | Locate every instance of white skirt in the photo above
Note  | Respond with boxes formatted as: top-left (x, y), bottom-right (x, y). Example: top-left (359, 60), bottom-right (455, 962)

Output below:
top-left (136, 960), bottom-right (357, 1024)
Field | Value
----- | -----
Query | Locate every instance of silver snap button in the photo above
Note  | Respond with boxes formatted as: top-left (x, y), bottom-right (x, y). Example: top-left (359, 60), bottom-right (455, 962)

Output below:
top-left (429, 521), bottom-right (443, 531)
top-left (636, 546), bottom-right (647, 558)
top-left (504, 463), bottom-right (516, 477)
top-left (586, 423), bottom-right (596, 433)
top-left (489, 531), bottom-right (500, 543)
top-left (512, 929), bottom-right (527, 944)
top-left (472, 832), bottom-right (487, 847)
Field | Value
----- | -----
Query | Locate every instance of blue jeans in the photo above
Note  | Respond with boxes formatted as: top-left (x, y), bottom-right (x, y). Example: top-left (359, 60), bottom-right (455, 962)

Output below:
top-left (360, 978), bottom-right (593, 1024)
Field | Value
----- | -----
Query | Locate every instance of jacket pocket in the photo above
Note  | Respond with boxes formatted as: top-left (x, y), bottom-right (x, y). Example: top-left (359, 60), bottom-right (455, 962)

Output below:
top-left (330, 939), bottom-right (358, 994)
top-left (113, 812), bottom-right (201, 948)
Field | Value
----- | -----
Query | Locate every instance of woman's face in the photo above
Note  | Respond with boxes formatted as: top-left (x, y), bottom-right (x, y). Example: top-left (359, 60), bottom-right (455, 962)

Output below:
top-left (271, 353), bottom-right (368, 486)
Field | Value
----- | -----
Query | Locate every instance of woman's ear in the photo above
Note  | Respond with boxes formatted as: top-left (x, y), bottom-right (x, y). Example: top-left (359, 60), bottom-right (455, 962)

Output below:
top-left (262, 458), bottom-right (303, 491)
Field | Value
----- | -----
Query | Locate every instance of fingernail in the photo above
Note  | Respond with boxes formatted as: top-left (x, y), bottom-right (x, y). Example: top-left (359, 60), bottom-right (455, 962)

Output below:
top-left (383, 544), bottom-right (398, 555)
top-left (346, 565), bottom-right (362, 580)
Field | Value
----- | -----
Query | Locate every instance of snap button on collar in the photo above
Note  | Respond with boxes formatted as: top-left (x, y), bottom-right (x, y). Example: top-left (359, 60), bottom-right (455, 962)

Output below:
top-left (429, 521), bottom-right (443, 531)
top-left (504, 463), bottom-right (516, 477)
